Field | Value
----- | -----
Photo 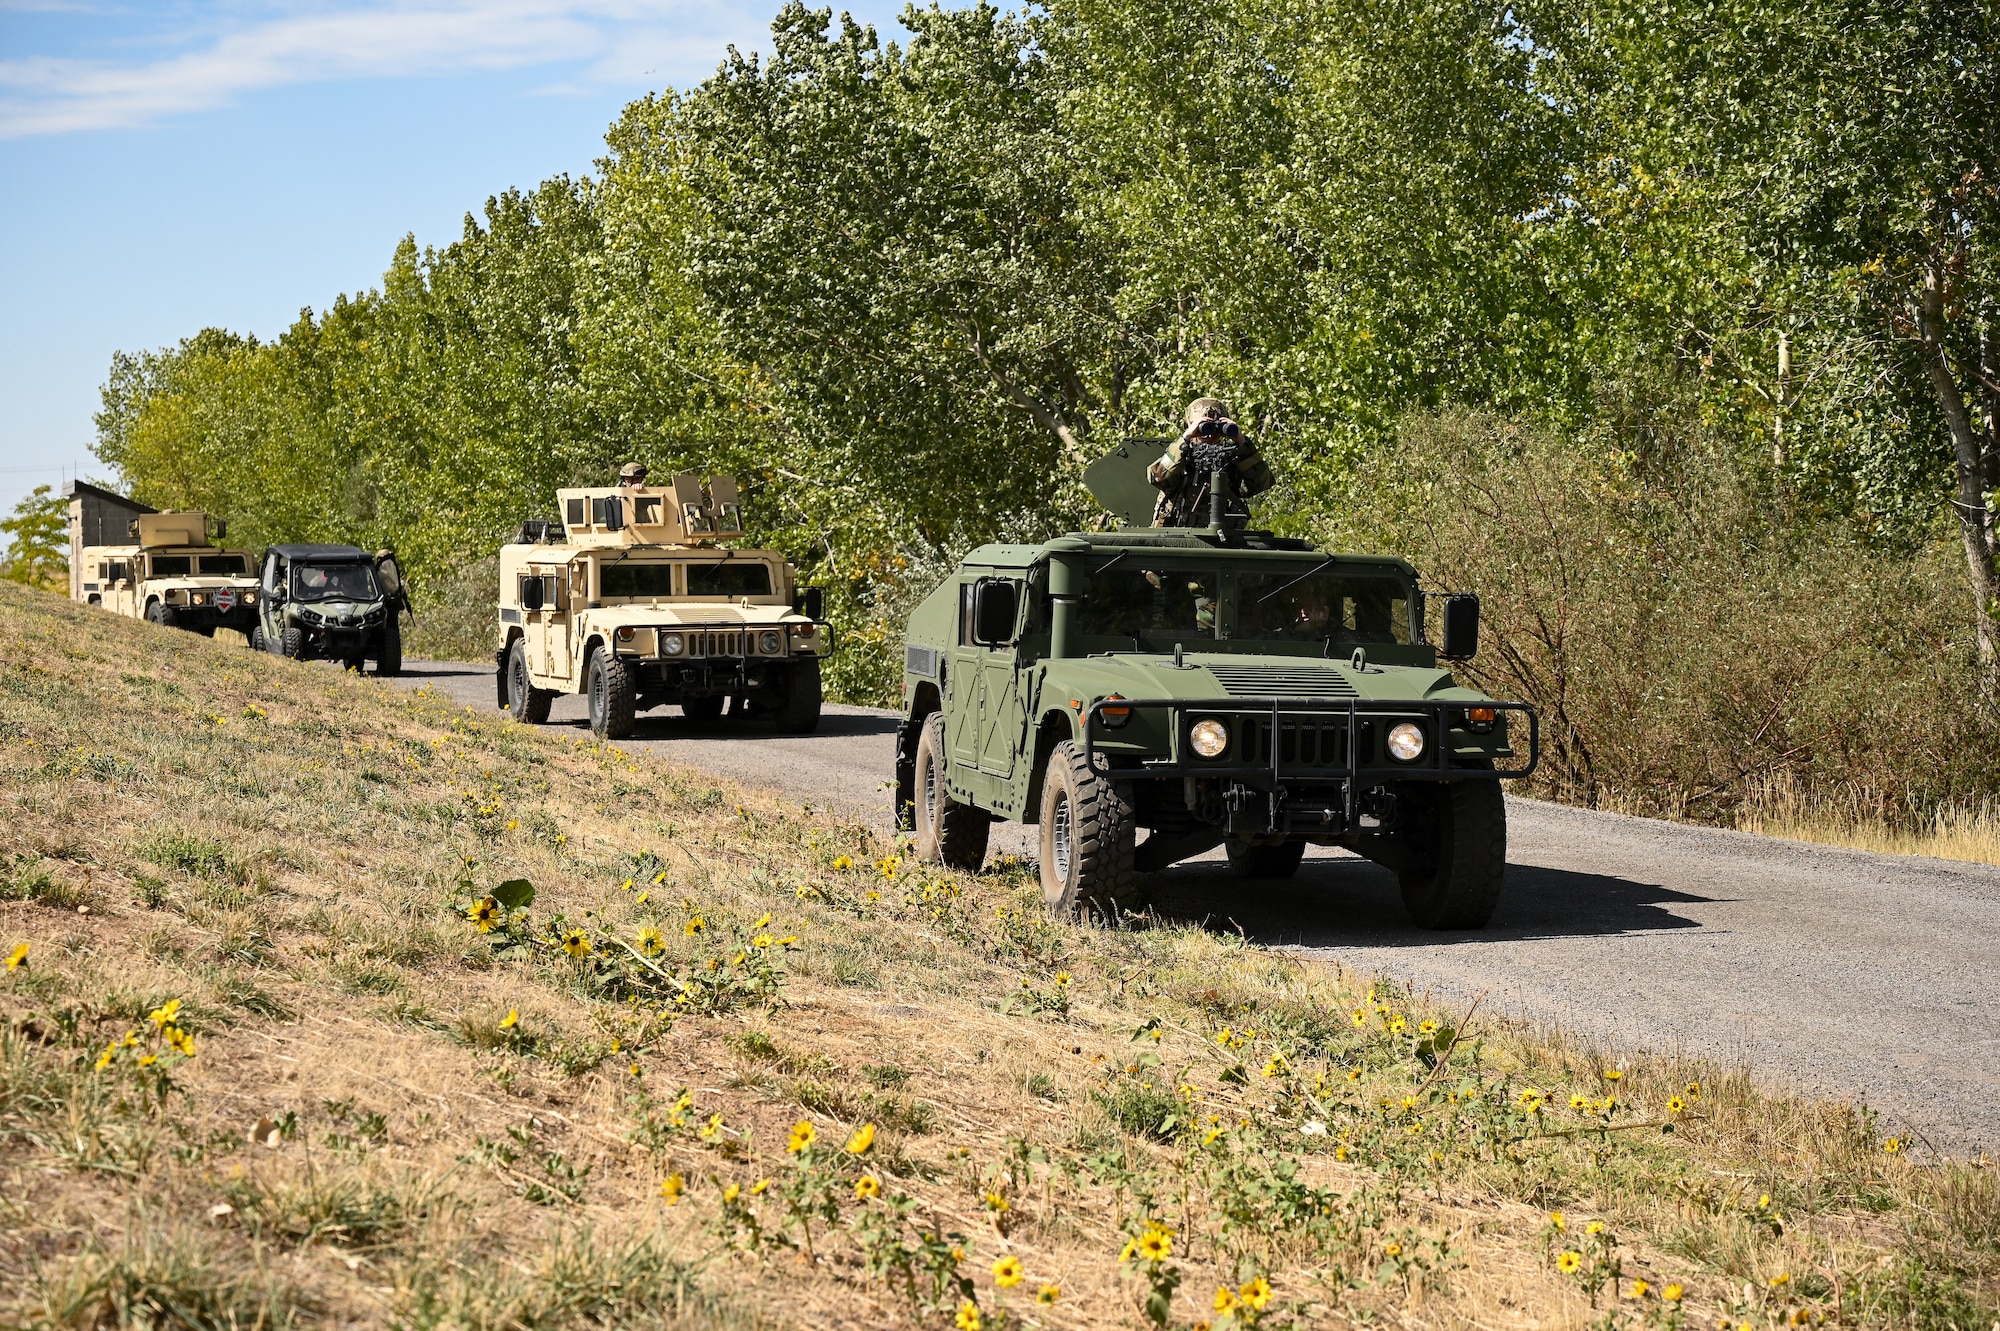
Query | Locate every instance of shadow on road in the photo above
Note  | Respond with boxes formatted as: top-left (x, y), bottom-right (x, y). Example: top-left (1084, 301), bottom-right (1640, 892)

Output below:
top-left (1147, 855), bottom-right (1716, 947)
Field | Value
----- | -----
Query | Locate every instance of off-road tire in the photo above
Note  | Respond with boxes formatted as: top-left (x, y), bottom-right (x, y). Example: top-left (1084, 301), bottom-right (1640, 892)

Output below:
top-left (507, 640), bottom-right (553, 724)
top-left (376, 619), bottom-right (402, 677)
top-left (249, 625), bottom-right (266, 653)
top-left (1397, 780), bottom-right (1506, 929)
top-left (145, 600), bottom-right (177, 630)
top-left (1226, 839), bottom-right (1307, 879)
top-left (774, 659), bottom-right (823, 734)
top-left (280, 627), bottom-right (306, 660)
top-left (1039, 739), bottom-right (1142, 921)
top-left (587, 650), bottom-right (636, 740)
top-left (912, 713), bottom-right (989, 870)
top-left (680, 695), bottom-right (724, 723)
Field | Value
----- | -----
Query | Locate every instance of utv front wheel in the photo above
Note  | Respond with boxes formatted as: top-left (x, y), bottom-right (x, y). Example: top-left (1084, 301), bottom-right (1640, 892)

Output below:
top-left (507, 640), bottom-right (553, 724)
top-left (376, 618), bottom-right (402, 676)
top-left (280, 627), bottom-right (306, 660)
top-left (1038, 740), bottom-right (1141, 921)
top-left (1397, 780), bottom-right (1507, 929)
top-left (1226, 839), bottom-right (1307, 879)
top-left (249, 626), bottom-right (267, 653)
top-left (587, 650), bottom-right (636, 739)
top-left (912, 713), bottom-right (988, 870)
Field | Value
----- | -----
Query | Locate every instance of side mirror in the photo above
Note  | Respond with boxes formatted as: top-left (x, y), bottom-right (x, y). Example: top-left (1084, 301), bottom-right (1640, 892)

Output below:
top-left (972, 579), bottom-right (1019, 647)
top-left (602, 496), bottom-right (625, 532)
top-left (798, 586), bottom-right (824, 620)
top-left (1439, 594), bottom-right (1480, 661)
top-left (519, 575), bottom-right (546, 612)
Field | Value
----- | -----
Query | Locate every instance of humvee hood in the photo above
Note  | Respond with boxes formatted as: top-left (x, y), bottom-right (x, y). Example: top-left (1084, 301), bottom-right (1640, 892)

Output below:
top-left (1051, 652), bottom-right (1492, 703)
top-left (589, 603), bottom-right (804, 627)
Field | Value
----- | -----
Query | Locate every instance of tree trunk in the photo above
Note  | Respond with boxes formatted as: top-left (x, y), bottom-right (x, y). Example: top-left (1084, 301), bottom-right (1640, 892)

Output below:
top-left (1917, 272), bottom-right (2000, 669)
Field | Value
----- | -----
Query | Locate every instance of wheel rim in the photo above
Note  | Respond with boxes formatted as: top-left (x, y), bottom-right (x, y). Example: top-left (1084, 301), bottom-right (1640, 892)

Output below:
top-left (589, 662), bottom-right (604, 726)
top-left (510, 654), bottom-right (525, 711)
top-left (922, 755), bottom-right (939, 832)
top-left (1051, 790), bottom-right (1074, 883)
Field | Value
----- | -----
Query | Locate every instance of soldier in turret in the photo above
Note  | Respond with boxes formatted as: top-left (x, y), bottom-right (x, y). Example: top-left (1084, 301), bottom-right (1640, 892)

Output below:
top-left (618, 462), bottom-right (649, 489)
top-left (1147, 397), bottom-right (1274, 527)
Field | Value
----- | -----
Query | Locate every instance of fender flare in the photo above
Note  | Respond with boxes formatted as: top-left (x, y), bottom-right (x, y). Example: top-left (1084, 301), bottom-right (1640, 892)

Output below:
top-left (1020, 709), bottom-right (1081, 825)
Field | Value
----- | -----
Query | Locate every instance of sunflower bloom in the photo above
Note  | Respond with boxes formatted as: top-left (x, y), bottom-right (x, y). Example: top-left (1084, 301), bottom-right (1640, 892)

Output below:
top-left (560, 929), bottom-right (591, 957)
top-left (636, 926), bottom-right (666, 956)
top-left (1631, 1280), bottom-right (1651, 1299)
top-left (660, 1173), bottom-right (685, 1205)
top-left (1036, 1284), bottom-right (1059, 1305)
top-left (955, 1299), bottom-right (981, 1331)
top-left (467, 897), bottom-right (500, 931)
top-left (1214, 1286), bottom-right (1241, 1314)
top-left (6, 943), bottom-right (29, 971)
top-left (854, 1175), bottom-right (881, 1200)
top-left (499, 1009), bottom-right (520, 1029)
top-left (148, 999), bottom-right (181, 1028)
top-left (685, 915), bottom-right (705, 937)
top-left (1240, 1276), bottom-right (1273, 1310)
top-left (983, 1190), bottom-right (1009, 1213)
top-left (845, 1123), bottom-right (876, 1155)
top-left (1663, 1284), bottom-right (1684, 1302)
top-left (1558, 1250), bottom-right (1583, 1274)
top-left (1136, 1227), bottom-right (1171, 1262)
top-left (786, 1120), bottom-right (817, 1154)
top-left (992, 1255), bottom-right (1023, 1288)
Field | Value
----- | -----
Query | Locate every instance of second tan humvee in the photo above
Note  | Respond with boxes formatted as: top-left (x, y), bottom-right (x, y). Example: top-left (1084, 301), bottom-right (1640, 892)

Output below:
top-left (67, 482), bottom-right (260, 639)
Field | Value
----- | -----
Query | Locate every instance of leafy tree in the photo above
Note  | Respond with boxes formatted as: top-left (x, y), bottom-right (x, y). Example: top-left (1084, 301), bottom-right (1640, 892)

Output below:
top-left (1, 485), bottom-right (69, 591)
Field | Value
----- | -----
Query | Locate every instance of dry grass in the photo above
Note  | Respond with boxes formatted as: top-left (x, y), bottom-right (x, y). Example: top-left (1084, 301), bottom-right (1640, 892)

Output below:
top-left (1730, 777), bottom-right (2000, 868)
top-left (1, 579), bottom-right (1994, 1331)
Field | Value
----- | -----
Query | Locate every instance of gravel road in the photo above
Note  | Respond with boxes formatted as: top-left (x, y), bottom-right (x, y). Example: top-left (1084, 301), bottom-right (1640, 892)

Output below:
top-left (395, 661), bottom-right (2000, 1154)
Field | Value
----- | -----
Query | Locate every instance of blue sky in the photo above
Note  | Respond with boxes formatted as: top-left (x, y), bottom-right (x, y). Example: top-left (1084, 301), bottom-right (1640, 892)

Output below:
top-left (0, 0), bottom-right (905, 517)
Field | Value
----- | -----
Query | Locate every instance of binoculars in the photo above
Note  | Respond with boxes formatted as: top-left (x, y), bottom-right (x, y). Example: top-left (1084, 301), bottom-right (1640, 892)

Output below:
top-left (1190, 418), bottom-right (1240, 441)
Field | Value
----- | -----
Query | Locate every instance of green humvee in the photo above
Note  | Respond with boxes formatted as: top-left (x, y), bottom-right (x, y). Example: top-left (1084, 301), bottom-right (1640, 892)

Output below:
top-left (893, 445), bottom-right (1539, 928)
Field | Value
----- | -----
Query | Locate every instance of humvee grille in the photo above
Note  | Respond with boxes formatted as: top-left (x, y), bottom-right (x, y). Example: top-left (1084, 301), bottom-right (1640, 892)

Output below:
top-left (1205, 665), bottom-right (1357, 698)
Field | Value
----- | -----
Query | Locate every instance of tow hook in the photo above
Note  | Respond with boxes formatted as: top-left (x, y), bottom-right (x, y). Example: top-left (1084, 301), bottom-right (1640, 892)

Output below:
top-left (1357, 786), bottom-right (1398, 831)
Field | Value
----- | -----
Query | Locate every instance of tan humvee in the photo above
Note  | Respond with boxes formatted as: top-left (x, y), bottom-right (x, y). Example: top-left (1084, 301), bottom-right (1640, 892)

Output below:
top-left (67, 481), bottom-right (261, 639)
top-left (495, 474), bottom-right (828, 738)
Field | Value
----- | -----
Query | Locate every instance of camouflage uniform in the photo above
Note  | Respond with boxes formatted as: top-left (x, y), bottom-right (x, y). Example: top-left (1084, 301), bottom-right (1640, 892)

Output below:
top-left (1148, 398), bottom-right (1275, 527)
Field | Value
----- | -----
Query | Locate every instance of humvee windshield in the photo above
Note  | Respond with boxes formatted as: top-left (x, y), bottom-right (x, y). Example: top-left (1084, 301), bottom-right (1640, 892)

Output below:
top-left (1074, 563), bottom-right (1411, 645)
top-left (149, 555), bottom-right (193, 577)
top-left (199, 554), bottom-right (247, 576)
top-left (688, 562), bottom-right (772, 597)
top-left (601, 561), bottom-right (675, 599)
top-left (293, 563), bottom-right (378, 601)
top-left (1235, 570), bottom-right (1410, 645)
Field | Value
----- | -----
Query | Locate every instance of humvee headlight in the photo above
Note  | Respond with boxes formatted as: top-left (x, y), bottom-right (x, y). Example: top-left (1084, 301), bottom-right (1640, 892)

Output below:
top-left (660, 633), bottom-right (685, 656)
top-left (1189, 718), bottom-right (1229, 759)
top-left (758, 630), bottom-right (782, 655)
top-left (1387, 722), bottom-right (1427, 762)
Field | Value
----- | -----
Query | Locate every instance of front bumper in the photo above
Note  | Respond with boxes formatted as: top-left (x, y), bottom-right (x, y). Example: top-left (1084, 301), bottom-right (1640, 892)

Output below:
top-left (1080, 695), bottom-right (1540, 832)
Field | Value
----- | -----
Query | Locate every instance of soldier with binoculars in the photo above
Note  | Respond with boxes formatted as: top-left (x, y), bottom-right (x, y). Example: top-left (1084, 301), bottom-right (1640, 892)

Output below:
top-left (1146, 397), bottom-right (1275, 527)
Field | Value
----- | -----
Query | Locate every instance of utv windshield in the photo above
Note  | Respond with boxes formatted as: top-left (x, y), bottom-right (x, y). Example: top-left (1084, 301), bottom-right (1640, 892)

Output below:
top-left (292, 563), bottom-right (378, 602)
top-left (1075, 566), bottom-right (1220, 640)
top-left (1233, 571), bottom-right (1411, 645)
top-left (600, 561), bottom-right (675, 599)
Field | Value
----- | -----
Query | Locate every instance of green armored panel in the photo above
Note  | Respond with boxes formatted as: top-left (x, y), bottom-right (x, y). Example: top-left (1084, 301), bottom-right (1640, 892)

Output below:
top-left (1083, 439), bottom-right (1172, 528)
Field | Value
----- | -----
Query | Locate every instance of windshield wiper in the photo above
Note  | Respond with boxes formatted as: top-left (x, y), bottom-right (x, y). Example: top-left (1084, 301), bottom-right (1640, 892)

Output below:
top-left (1255, 554), bottom-right (1337, 603)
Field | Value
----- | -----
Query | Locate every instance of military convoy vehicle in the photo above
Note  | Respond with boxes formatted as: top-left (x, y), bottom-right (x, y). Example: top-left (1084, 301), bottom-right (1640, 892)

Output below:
top-left (66, 482), bottom-right (260, 638)
top-left (252, 544), bottom-right (410, 675)
top-left (495, 475), bottom-right (828, 739)
top-left (893, 443), bottom-right (1539, 929)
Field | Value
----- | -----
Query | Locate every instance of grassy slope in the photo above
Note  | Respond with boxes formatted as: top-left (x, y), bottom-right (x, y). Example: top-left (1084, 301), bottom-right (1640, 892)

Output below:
top-left (0, 580), bottom-right (1992, 1331)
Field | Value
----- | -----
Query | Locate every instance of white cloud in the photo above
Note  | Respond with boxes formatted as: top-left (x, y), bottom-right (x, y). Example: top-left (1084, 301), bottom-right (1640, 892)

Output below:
top-left (0, 1), bottom-right (761, 138)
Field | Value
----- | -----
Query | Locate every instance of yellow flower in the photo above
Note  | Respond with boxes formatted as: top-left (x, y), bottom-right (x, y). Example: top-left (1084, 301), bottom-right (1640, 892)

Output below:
top-left (722, 1182), bottom-right (740, 1202)
top-left (1603, 1068), bottom-right (1623, 1081)
top-left (1882, 1136), bottom-right (1904, 1154)
top-left (499, 1009), bottom-right (520, 1029)
top-left (636, 926), bottom-right (666, 957)
top-left (751, 934), bottom-right (773, 948)
top-left (148, 999), bottom-right (181, 1028)
top-left (1517, 1087), bottom-right (1546, 1112)
top-left (162, 1027), bottom-right (196, 1057)
top-left (620, 878), bottom-right (634, 892)
top-left (1053, 971), bottom-right (1071, 986)
top-left (1757, 1193), bottom-right (1772, 1211)
top-left (954, 1299), bottom-right (981, 1331)
top-left (1586, 1220), bottom-right (1606, 1236)
top-left (94, 1045), bottom-right (116, 1071)
top-left (876, 856), bottom-right (901, 879)
top-left (753, 913), bottom-right (772, 929)
top-left (992, 1255), bottom-right (1023, 1287)
top-left (854, 1175), bottom-right (881, 1200)
top-left (1136, 1227), bottom-right (1171, 1262)
top-left (1347, 1067), bottom-right (1362, 1082)
top-left (983, 1190), bottom-right (1009, 1213)
top-left (700, 1112), bottom-right (725, 1140)
top-left (1668, 1096), bottom-right (1687, 1114)
top-left (1631, 1280), bottom-right (1651, 1299)
top-left (1558, 1250), bottom-right (1583, 1274)
top-left (6, 942), bottom-right (29, 971)
top-left (833, 855), bottom-right (853, 871)
top-left (1570, 1094), bottom-right (1593, 1111)
top-left (1384, 1242), bottom-right (1403, 1258)
top-left (1386, 1014), bottom-right (1407, 1034)
top-left (1769, 1273), bottom-right (1790, 1289)
top-left (1349, 1008), bottom-right (1367, 1027)
top-left (1549, 1212), bottom-right (1566, 1230)
top-left (1419, 1019), bottom-right (1440, 1035)
top-left (1214, 1286), bottom-right (1241, 1314)
top-left (660, 1173), bottom-right (685, 1205)
top-left (845, 1122), bottom-right (876, 1154)
top-left (1262, 1056), bottom-right (1284, 1078)
top-left (685, 915), bottom-right (705, 937)
top-left (1036, 1284), bottom-right (1060, 1305)
top-left (1663, 1283), bottom-right (1684, 1302)
top-left (1239, 1276), bottom-right (1273, 1310)
top-left (1685, 1080), bottom-right (1702, 1098)
top-left (786, 1120), bottom-right (817, 1154)
top-left (560, 929), bottom-right (592, 957)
